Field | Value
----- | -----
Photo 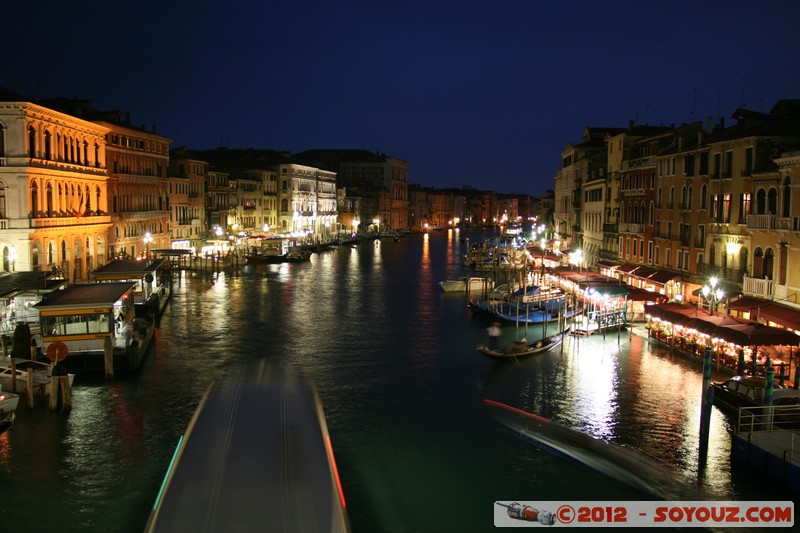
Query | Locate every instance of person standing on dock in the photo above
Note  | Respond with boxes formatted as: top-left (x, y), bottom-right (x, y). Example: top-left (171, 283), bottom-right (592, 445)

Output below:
top-left (488, 322), bottom-right (502, 349)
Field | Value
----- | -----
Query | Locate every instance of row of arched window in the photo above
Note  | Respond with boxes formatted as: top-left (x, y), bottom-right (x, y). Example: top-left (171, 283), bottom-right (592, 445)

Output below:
top-left (30, 180), bottom-right (101, 217)
top-left (620, 178), bottom-right (794, 225)
top-left (28, 125), bottom-right (102, 167)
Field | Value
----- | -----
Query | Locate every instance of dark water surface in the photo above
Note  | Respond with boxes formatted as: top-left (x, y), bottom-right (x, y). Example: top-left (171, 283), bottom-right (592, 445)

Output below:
top-left (0, 230), bottom-right (792, 532)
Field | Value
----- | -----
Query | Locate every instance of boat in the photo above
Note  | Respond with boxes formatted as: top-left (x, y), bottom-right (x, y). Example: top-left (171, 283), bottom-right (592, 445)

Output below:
top-left (483, 399), bottom-right (696, 500)
top-left (144, 362), bottom-right (350, 532)
top-left (33, 282), bottom-right (156, 374)
top-left (1, 388), bottom-right (20, 432)
top-left (478, 329), bottom-right (566, 359)
top-left (711, 375), bottom-right (800, 414)
top-left (481, 299), bottom-right (583, 325)
top-left (91, 258), bottom-right (173, 317)
top-left (0, 357), bottom-right (75, 397)
top-left (439, 277), bottom-right (494, 293)
top-left (245, 249), bottom-right (312, 264)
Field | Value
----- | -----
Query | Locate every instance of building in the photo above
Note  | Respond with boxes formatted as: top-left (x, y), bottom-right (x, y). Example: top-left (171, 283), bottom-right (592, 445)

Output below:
top-left (293, 149), bottom-right (410, 231)
top-left (0, 88), bottom-right (111, 280)
top-left (169, 148), bottom-right (208, 253)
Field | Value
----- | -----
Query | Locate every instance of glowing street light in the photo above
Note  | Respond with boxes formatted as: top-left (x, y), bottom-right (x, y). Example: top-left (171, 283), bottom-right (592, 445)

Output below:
top-left (143, 232), bottom-right (153, 259)
top-left (701, 276), bottom-right (724, 316)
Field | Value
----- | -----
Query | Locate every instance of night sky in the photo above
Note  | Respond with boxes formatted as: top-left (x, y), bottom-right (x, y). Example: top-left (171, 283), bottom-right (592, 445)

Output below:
top-left (5, 0), bottom-right (800, 195)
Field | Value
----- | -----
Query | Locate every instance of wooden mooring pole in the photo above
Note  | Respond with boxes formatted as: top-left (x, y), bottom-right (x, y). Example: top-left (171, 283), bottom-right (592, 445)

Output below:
top-left (104, 336), bottom-right (114, 379)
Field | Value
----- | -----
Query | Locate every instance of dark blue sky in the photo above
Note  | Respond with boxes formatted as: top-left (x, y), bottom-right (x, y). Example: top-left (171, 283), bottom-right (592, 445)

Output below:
top-left (5, 1), bottom-right (800, 196)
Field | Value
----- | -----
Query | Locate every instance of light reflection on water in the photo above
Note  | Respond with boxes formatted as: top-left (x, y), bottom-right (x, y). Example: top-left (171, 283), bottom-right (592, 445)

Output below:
top-left (0, 231), bottom-right (793, 532)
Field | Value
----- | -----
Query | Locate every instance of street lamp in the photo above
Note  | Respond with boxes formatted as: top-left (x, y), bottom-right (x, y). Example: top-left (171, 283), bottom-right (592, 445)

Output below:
top-left (143, 232), bottom-right (153, 259)
top-left (701, 276), bottom-right (724, 316)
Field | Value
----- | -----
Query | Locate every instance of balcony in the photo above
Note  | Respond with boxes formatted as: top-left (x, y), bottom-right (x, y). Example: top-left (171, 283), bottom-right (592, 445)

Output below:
top-left (619, 222), bottom-right (644, 234)
top-left (746, 214), bottom-right (777, 230)
top-left (696, 262), bottom-right (744, 283)
top-left (602, 223), bottom-right (618, 233)
top-left (31, 213), bottom-right (112, 228)
top-left (621, 156), bottom-right (654, 170)
top-left (743, 275), bottom-right (773, 299)
top-left (621, 188), bottom-right (646, 197)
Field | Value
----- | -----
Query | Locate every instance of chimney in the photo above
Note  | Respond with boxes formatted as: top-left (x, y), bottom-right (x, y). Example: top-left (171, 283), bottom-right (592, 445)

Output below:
top-left (629, 119), bottom-right (635, 128)
top-left (706, 116), bottom-right (713, 133)
top-left (125, 111), bottom-right (131, 123)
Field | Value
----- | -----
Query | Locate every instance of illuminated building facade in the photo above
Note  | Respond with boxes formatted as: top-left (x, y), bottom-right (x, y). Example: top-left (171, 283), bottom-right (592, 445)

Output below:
top-left (0, 89), bottom-right (111, 280)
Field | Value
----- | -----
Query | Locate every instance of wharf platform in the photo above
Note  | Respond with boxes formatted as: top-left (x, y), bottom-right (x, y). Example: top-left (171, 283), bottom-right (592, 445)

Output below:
top-left (732, 429), bottom-right (800, 493)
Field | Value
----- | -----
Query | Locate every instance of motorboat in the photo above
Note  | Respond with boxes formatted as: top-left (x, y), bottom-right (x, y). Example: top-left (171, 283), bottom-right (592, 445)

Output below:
top-left (439, 277), bottom-right (494, 293)
top-left (145, 362), bottom-right (349, 532)
top-left (0, 357), bottom-right (75, 397)
top-left (711, 375), bottom-right (800, 414)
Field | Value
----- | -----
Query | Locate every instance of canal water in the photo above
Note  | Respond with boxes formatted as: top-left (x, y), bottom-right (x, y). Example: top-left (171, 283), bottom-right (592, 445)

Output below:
top-left (0, 230), bottom-right (793, 532)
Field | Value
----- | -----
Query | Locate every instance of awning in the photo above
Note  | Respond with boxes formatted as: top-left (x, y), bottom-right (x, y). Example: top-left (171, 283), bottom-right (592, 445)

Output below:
top-left (758, 303), bottom-right (800, 332)
top-left (646, 269), bottom-right (681, 285)
top-left (630, 266), bottom-right (658, 279)
top-left (617, 263), bottom-right (639, 274)
top-left (595, 260), bottom-right (619, 269)
top-left (627, 288), bottom-right (667, 302)
top-left (728, 296), bottom-right (771, 311)
top-left (646, 302), bottom-right (800, 345)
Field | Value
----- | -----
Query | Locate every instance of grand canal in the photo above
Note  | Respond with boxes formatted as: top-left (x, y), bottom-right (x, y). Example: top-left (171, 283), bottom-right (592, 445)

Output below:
top-left (0, 229), bottom-right (793, 531)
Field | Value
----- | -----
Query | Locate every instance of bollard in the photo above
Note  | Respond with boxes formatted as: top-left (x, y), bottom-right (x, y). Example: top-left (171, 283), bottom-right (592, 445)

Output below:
top-left (26, 368), bottom-right (34, 408)
top-left (737, 348), bottom-right (745, 376)
top-left (764, 367), bottom-right (775, 406)
top-left (104, 336), bottom-right (114, 379)
top-left (698, 347), bottom-right (713, 460)
top-left (59, 376), bottom-right (72, 411)
top-left (764, 367), bottom-right (775, 430)
top-left (49, 374), bottom-right (60, 411)
top-left (10, 357), bottom-right (17, 393)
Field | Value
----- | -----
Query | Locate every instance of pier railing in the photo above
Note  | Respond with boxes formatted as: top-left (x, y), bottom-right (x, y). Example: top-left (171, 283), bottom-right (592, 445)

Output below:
top-left (736, 403), bottom-right (800, 465)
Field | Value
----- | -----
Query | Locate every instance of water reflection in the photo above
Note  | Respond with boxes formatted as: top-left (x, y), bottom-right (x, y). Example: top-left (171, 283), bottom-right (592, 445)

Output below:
top-left (0, 231), bottom-right (792, 532)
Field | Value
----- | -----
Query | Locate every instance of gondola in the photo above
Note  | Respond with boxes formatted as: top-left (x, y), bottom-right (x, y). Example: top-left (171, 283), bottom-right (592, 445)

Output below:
top-left (477, 329), bottom-right (566, 359)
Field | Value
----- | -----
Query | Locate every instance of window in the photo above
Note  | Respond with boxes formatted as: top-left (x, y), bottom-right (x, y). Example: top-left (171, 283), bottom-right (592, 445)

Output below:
top-left (725, 151), bottom-right (733, 179)
top-left (740, 193), bottom-right (751, 222)
top-left (723, 193), bottom-right (731, 222)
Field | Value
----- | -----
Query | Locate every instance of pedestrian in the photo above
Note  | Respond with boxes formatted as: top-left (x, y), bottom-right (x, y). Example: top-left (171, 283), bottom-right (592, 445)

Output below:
top-left (488, 322), bottom-right (501, 349)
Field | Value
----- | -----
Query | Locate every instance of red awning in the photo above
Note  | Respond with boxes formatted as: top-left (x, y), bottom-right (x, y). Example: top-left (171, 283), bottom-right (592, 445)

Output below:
top-left (758, 303), bottom-right (800, 332)
top-left (646, 270), bottom-right (681, 285)
top-left (627, 288), bottom-right (667, 302)
top-left (617, 263), bottom-right (639, 273)
top-left (728, 296), bottom-right (771, 311)
top-left (631, 266), bottom-right (658, 279)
